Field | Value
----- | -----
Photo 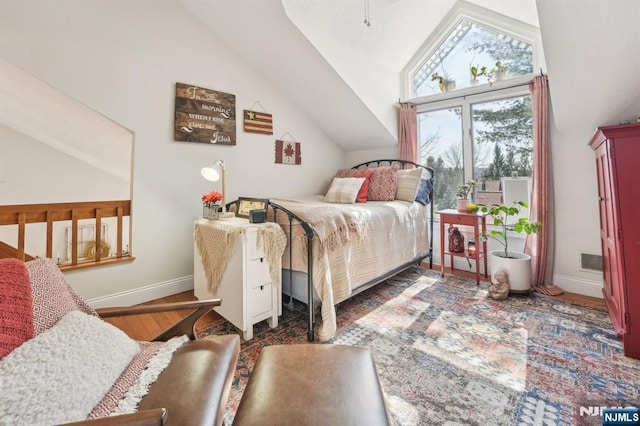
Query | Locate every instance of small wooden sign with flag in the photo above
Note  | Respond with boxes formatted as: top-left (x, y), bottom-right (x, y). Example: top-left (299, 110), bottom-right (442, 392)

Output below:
top-left (275, 140), bottom-right (301, 165)
top-left (243, 110), bottom-right (273, 135)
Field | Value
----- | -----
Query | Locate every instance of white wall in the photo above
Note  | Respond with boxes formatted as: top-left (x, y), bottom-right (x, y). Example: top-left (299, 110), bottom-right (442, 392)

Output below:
top-left (282, 11), bottom-right (399, 145)
top-left (344, 147), bottom-right (397, 167)
top-left (0, 125), bottom-right (129, 204)
top-left (0, 0), bottom-right (344, 305)
top-left (537, 0), bottom-right (640, 297)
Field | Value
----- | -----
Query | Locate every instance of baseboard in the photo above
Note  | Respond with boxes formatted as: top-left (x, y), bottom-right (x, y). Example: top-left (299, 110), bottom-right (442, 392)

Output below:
top-left (86, 275), bottom-right (194, 308)
top-left (91, 271), bottom-right (599, 307)
top-left (430, 255), bottom-right (604, 299)
top-left (552, 274), bottom-right (603, 299)
top-left (430, 254), bottom-right (488, 275)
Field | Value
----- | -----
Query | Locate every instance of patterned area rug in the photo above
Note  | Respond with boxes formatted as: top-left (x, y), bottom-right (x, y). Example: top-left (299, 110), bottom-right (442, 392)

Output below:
top-left (198, 267), bottom-right (640, 425)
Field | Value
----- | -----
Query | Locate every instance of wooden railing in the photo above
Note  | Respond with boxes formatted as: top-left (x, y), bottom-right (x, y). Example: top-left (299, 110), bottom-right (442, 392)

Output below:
top-left (0, 200), bottom-right (134, 271)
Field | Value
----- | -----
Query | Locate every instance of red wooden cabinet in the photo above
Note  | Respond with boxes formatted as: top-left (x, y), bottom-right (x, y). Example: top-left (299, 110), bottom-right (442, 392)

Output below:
top-left (589, 123), bottom-right (640, 359)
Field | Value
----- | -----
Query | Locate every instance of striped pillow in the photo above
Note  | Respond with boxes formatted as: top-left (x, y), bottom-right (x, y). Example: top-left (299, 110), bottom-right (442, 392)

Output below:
top-left (324, 177), bottom-right (366, 203)
top-left (395, 168), bottom-right (423, 202)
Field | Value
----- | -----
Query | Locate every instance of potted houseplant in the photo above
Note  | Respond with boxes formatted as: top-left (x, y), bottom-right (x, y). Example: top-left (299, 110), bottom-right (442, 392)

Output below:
top-left (473, 201), bottom-right (541, 293)
top-left (202, 190), bottom-right (223, 220)
top-left (455, 179), bottom-right (477, 212)
top-left (431, 72), bottom-right (456, 92)
top-left (469, 65), bottom-right (487, 86)
top-left (490, 61), bottom-right (507, 82)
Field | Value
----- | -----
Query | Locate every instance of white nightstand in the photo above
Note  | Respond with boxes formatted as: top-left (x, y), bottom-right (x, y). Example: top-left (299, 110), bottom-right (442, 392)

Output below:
top-left (194, 217), bottom-right (283, 340)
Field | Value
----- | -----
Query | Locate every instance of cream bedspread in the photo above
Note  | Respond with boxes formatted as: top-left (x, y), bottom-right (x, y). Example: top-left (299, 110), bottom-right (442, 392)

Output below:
top-left (271, 196), bottom-right (431, 340)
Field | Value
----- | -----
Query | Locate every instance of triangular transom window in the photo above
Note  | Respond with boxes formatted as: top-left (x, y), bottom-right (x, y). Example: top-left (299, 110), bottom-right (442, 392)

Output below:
top-left (412, 18), bottom-right (534, 97)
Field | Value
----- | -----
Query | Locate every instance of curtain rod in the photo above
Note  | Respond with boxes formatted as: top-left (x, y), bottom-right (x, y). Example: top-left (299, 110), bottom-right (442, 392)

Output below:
top-left (399, 73), bottom-right (547, 107)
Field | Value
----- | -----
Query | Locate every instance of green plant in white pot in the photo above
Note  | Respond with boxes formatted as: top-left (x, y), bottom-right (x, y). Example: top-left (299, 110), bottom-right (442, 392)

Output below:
top-left (473, 201), bottom-right (541, 293)
top-left (490, 61), bottom-right (508, 82)
top-left (469, 65), bottom-right (487, 85)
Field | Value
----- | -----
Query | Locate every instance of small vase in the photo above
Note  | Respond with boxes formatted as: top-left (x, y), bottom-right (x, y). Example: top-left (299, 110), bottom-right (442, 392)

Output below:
top-left (456, 199), bottom-right (469, 212)
top-left (203, 204), bottom-right (220, 220)
top-left (444, 79), bottom-right (456, 92)
top-left (492, 70), bottom-right (505, 82)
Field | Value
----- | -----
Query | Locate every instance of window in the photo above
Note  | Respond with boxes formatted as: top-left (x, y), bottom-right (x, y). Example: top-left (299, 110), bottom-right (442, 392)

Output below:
top-left (418, 107), bottom-right (464, 210)
top-left (412, 18), bottom-right (534, 96)
top-left (417, 88), bottom-right (532, 213)
top-left (405, 4), bottom-right (540, 214)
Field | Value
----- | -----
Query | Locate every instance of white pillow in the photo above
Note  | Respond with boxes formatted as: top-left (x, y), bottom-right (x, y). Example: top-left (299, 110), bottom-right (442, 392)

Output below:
top-left (0, 311), bottom-right (140, 425)
top-left (324, 177), bottom-right (366, 203)
top-left (395, 168), bottom-right (423, 202)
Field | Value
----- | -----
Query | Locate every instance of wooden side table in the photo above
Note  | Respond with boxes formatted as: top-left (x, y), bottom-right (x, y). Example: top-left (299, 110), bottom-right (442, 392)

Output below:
top-left (438, 209), bottom-right (488, 284)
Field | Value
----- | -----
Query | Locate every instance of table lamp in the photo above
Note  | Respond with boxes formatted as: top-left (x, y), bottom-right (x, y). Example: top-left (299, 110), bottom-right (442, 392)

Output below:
top-left (201, 159), bottom-right (225, 210)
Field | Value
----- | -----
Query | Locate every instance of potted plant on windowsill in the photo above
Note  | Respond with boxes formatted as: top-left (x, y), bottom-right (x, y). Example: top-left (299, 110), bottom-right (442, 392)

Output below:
top-left (431, 72), bottom-right (456, 93)
top-left (473, 201), bottom-right (541, 293)
top-left (456, 179), bottom-right (477, 212)
top-left (490, 61), bottom-right (508, 82)
top-left (469, 65), bottom-right (487, 86)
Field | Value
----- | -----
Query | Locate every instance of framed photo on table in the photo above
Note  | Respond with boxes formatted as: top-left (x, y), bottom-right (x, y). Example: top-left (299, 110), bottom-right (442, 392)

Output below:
top-left (237, 197), bottom-right (269, 218)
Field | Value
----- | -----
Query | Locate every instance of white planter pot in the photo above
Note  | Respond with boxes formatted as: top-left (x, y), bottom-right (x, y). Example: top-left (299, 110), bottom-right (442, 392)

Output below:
top-left (491, 70), bottom-right (506, 82)
top-left (488, 250), bottom-right (531, 293)
top-left (444, 79), bottom-right (456, 92)
top-left (456, 199), bottom-right (469, 212)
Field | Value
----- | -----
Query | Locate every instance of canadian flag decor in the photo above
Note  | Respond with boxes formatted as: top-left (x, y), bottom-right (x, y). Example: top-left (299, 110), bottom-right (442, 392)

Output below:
top-left (275, 140), bottom-right (301, 165)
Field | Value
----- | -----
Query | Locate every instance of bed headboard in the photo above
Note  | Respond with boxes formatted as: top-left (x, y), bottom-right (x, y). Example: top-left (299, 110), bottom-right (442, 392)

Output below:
top-left (350, 159), bottom-right (435, 180)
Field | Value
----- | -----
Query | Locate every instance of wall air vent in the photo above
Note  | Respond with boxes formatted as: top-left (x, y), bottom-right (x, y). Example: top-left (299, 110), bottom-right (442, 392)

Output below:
top-left (580, 252), bottom-right (602, 272)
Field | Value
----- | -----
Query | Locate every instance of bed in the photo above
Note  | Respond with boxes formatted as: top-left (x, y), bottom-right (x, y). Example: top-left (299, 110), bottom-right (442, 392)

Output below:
top-left (228, 159), bottom-right (434, 341)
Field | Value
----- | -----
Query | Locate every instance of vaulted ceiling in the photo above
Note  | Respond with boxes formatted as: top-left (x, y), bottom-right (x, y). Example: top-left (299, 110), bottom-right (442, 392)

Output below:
top-left (179, 0), bottom-right (640, 152)
top-left (282, 0), bottom-right (539, 73)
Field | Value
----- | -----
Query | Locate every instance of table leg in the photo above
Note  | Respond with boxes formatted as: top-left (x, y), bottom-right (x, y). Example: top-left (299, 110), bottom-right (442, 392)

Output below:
top-left (474, 221), bottom-right (480, 285)
top-left (440, 219), bottom-right (445, 277)
top-left (482, 216), bottom-right (488, 280)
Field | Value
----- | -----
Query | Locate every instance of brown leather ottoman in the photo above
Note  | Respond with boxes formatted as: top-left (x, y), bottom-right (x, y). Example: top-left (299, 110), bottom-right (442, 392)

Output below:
top-left (232, 344), bottom-right (390, 426)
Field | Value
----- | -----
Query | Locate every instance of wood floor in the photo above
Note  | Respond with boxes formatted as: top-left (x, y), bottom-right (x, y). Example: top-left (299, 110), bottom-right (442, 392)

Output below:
top-left (103, 292), bottom-right (225, 341)
top-left (105, 265), bottom-right (607, 341)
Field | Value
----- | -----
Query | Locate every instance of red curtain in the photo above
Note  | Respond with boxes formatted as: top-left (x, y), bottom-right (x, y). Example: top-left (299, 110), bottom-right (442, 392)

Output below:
top-left (525, 75), bottom-right (562, 295)
top-left (398, 103), bottom-right (417, 163)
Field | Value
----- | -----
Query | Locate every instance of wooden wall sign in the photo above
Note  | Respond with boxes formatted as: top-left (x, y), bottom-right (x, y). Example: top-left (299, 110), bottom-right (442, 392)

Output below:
top-left (243, 110), bottom-right (273, 135)
top-left (174, 82), bottom-right (236, 145)
top-left (275, 140), bottom-right (301, 165)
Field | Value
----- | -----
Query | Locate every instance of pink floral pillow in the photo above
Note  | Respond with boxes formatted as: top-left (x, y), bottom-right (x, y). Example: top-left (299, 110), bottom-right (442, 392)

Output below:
top-left (367, 166), bottom-right (398, 201)
top-left (26, 258), bottom-right (98, 335)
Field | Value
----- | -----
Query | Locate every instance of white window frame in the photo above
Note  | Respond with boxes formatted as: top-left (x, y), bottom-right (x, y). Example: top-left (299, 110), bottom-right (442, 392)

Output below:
top-left (401, 1), bottom-right (544, 101)
top-left (415, 83), bottom-right (532, 196)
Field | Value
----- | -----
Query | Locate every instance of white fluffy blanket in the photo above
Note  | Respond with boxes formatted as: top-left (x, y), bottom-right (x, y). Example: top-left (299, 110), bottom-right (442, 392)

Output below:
top-left (0, 311), bottom-right (140, 425)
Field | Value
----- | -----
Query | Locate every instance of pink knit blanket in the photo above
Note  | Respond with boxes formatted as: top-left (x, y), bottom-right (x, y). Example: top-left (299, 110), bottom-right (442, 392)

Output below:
top-left (0, 258), bottom-right (34, 358)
